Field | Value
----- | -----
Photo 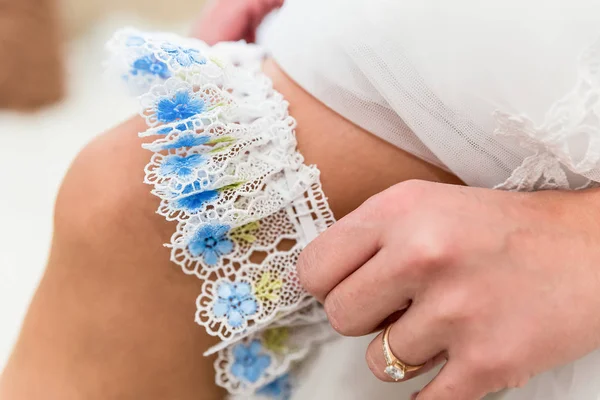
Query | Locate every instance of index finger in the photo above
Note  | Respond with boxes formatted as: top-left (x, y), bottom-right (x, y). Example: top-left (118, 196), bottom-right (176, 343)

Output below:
top-left (297, 205), bottom-right (383, 302)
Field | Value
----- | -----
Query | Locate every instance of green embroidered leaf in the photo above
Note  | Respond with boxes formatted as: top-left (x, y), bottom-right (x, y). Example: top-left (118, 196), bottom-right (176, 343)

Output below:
top-left (217, 181), bottom-right (245, 193)
top-left (230, 221), bottom-right (260, 243)
top-left (207, 135), bottom-right (236, 145)
top-left (262, 327), bottom-right (289, 354)
top-left (207, 101), bottom-right (226, 111)
top-left (209, 56), bottom-right (225, 69)
top-left (208, 143), bottom-right (234, 154)
top-left (242, 221), bottom-right (260, 232)
top-left (234, 234), bottom-right (257, 243)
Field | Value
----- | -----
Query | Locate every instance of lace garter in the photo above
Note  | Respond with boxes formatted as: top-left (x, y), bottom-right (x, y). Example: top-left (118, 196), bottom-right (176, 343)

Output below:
top-left (107, 29), bottom-right (337, 398)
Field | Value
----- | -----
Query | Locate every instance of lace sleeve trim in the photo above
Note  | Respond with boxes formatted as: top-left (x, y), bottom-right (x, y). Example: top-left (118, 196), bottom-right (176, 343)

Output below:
top-left (494, 38), bottom-right (600, 191)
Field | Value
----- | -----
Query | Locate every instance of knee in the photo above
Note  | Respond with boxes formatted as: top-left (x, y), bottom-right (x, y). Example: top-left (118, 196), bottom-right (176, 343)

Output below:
top-left (53, 117), bottom-right (169, 245)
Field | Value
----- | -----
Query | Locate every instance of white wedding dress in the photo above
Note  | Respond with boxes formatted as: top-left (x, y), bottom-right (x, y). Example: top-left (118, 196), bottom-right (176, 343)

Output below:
top-left (258, 0), bottom-right (600, 398)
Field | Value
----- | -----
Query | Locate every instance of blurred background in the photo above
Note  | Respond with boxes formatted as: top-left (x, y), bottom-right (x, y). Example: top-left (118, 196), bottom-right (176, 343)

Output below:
top-left (0, 0), bottom-right (208, 370)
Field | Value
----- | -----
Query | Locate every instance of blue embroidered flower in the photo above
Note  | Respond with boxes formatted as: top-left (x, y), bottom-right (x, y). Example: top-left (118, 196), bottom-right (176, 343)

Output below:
top-left (213, 281), bottom-right (258, 329)
top-left (157, 90), bottom-right (206, 123)
top-left (230, 340), bottom-right (271, 383)
top-left (173, 190), bottom-right (218, 212)
top-left (171, 179), bottom-right (219, 212)
top-left (257, 374), bottom-right (292, 400)
top-left (158, 134), bottom-right (210, 150)
top-left (161, 42), bottom-right (207, 67)
top-left (131, 55), bottom-right (170, 79)
top-left (160, 154), bottom-right (204, 180)
top-left (188, 224), bottom-right (234, 265)
top-left (156, 120), bottom-right (196, 135)
top-left (157, 126), bottom-right (174, 135)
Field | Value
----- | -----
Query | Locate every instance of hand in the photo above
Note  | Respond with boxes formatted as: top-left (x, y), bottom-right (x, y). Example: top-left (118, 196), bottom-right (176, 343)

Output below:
top-left (297, 180), bottom-right (600, 399)
top-left (191, 0), bottom-right (284, 45)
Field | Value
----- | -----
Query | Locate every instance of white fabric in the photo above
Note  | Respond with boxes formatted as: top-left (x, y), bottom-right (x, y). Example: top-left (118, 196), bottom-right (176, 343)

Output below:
top-left (258, 0), bottom-right (600, 398)
top-left (261, 0), bottom-right (600, 190)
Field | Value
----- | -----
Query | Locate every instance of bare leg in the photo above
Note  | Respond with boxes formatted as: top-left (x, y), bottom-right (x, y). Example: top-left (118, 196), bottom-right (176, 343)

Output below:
top-left (0, 117), bottom-right (225, 399)
top-left (0, 61), bottom-right (461, 399)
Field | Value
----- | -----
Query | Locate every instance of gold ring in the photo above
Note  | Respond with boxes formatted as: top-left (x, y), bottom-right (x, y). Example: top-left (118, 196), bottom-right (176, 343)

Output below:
top-left (382, 324), bottom-right (425, 381)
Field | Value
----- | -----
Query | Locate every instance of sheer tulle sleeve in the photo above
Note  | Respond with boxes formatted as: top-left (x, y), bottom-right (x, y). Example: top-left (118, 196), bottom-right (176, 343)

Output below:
top-left (261, 0), bottom-right (600, 191)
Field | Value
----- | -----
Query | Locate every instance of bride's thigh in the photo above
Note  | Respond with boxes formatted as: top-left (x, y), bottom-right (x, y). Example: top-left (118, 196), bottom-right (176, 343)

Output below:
top-left (0, 117), bottom-right (226, 400)
top-left (0, 62), bottom-right (460, 400)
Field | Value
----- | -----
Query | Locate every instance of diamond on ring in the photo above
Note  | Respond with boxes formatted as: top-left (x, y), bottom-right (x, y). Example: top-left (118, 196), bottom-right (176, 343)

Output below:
top-left (385, 364), bottom-right (405, 381)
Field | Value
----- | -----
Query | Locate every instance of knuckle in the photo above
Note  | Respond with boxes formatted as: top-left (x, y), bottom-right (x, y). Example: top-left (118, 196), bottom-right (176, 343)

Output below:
top-left (391, 179), bottom-right (429, 201)
top-left (434, 286), bottom-right (474, 325)
top-left (398, 178), bottom-right (429, 191)
top-left (324, 291), bottom-right (354, 335)
top-left (488, 354), bottom-right (520, 388)
top-left (463, 347), bottom-right (508, 381)
top-left (360, 191), bottom-right (389, 217)
top-left (360, 180), bottom-right (434, 221)
top-left (406, 233), bottom-right (457, 272)
top-left (499, 351), bottom-right (531, 389)
top-left (439, 380), bottom-right (460, 396)
top-left (418, 378), bottom-right (460, 400)
top-left (296, 246), bottom-right (319, 294)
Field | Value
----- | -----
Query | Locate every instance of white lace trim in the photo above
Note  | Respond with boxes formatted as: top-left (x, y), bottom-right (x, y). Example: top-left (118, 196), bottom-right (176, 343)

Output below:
top-left (215, 321), bottom-right (334, 394)
top-left (107, 29), bottom-right (337, 398)
top-left (495, 38), bottom-right (600, 191)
